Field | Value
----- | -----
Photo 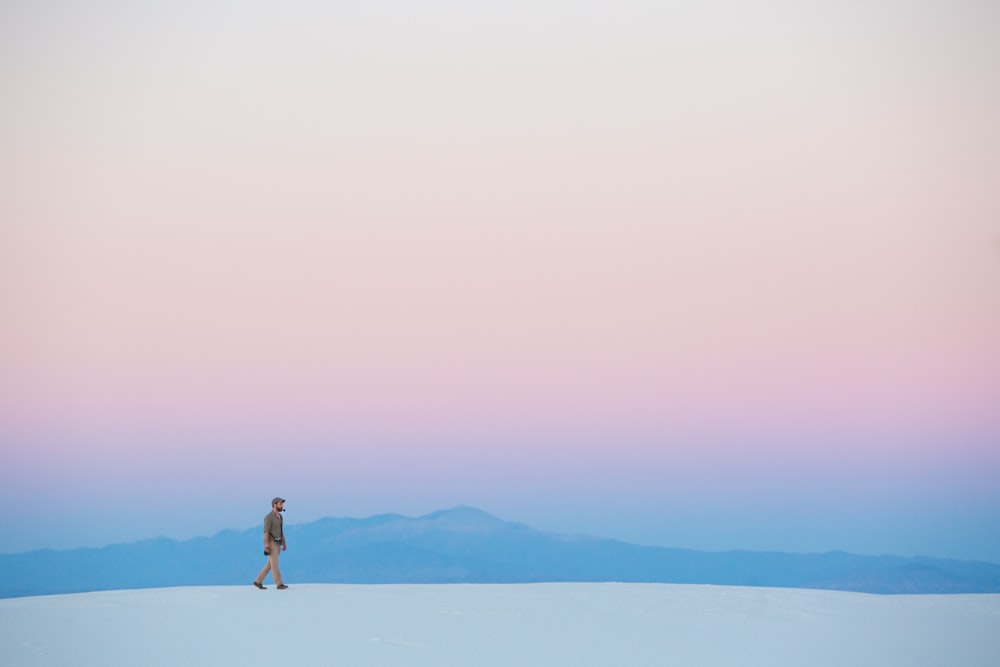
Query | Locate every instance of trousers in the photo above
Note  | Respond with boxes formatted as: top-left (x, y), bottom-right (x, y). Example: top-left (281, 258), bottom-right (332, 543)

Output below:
top-left (255, 538), bottom-right (283, 586)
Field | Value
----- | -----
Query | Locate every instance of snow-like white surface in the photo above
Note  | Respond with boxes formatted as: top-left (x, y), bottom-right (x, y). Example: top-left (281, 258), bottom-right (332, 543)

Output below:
top-left (2, 583), bottom-right (998, 666)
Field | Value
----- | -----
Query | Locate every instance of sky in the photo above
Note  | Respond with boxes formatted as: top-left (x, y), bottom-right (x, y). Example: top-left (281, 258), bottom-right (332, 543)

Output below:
top-left (1, 1), bottom-right (999, 561)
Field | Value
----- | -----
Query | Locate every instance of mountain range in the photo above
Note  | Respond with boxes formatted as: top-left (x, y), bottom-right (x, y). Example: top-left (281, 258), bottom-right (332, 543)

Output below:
top-left (4, 506), bottom-right (999, 598)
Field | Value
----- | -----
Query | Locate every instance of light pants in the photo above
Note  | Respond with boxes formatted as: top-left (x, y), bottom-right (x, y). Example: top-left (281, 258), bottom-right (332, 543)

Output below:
top-left (256, 539), bottom-right (283, 586)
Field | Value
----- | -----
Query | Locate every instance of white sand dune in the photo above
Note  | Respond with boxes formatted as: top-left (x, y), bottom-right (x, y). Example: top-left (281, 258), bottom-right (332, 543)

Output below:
top-left (2, 583), bottom-right (998, 666)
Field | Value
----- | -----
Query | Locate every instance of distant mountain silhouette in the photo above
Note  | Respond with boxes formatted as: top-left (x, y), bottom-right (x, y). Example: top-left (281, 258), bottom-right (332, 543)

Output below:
top-left (4, 506), bottom-right (999, 598)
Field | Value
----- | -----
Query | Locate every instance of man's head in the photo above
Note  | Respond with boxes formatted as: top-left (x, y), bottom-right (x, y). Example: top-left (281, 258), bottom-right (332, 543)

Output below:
top-left (272, 497), bottom-right (286, 512)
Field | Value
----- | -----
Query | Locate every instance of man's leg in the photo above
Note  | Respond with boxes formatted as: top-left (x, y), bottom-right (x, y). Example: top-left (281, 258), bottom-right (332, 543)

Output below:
top-left (255, 557), bottom-right (271, 586)
top-left (270, 545), bottom-right (283, 586)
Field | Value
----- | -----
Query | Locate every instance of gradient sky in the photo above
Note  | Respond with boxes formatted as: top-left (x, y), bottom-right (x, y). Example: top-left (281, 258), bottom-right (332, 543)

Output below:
top-left (2, 1), bottom-right (999, 562)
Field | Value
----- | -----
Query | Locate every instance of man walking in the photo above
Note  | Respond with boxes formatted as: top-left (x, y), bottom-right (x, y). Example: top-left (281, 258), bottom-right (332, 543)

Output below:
top-left (253, 497), bottom-right (288, 590)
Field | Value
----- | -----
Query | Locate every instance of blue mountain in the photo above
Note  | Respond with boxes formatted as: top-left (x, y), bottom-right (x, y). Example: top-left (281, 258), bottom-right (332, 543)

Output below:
top-left (4, 506), bottom-right (998, 598)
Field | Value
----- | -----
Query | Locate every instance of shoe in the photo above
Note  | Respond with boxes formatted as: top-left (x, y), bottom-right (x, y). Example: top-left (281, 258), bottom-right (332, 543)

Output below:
top-left (276, 584), bottom-right (288, 590)
top-left (253, 581), bottom-right (266, 589)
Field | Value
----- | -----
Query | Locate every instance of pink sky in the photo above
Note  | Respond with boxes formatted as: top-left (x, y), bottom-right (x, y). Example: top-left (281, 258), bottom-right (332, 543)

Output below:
top-left (1, 1), bottom-right (998, 560)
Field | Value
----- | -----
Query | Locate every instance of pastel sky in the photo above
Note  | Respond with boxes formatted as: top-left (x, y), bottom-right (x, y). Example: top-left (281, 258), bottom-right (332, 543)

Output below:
top-left (2, 1), bottom-right (998, 561)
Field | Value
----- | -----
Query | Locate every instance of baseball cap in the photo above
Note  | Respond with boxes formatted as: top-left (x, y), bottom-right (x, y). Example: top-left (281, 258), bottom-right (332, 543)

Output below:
top-left (272, 497), bottom-right (286, 505)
